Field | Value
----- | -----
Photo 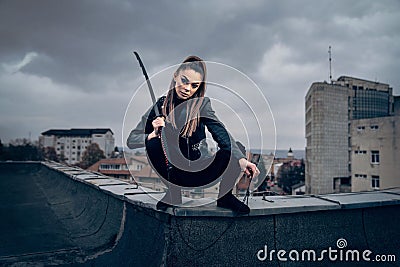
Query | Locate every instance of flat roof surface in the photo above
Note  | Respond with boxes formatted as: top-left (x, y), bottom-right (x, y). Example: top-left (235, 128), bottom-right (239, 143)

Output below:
top-left (0, 164), bottom-right (79, 258)
top-left (1, 162), bottom-right (399, 266)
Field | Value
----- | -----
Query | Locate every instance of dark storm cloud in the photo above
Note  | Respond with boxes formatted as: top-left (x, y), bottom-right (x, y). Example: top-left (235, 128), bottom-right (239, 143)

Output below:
top-left (1, 0), bottom-right (399, 149)
top-left (1, 0), bottom-right (176, 90)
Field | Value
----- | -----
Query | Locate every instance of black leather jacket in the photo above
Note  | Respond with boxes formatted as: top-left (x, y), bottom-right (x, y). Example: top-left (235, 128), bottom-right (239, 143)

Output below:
top-left (127, 96), bottom-right (245, 161)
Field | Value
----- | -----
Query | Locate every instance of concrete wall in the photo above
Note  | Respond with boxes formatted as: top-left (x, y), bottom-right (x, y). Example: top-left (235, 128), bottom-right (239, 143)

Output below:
top-left (1, 162), bottom-right (399, 266)
top-left (305, 82), bottom-right (350, 194)
top-left (351, 116), bottom-right (400, 192)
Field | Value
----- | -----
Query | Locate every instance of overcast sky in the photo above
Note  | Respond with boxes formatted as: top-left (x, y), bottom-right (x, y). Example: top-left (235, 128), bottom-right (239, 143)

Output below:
top-left (1, 0), bottom-right (399, 150)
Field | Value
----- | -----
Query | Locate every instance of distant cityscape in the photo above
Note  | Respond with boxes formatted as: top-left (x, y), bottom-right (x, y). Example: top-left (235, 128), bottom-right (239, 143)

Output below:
top-left (1, 75), bottom-right (398, 198)
top-left (252, 149), bottom-right (305, 159)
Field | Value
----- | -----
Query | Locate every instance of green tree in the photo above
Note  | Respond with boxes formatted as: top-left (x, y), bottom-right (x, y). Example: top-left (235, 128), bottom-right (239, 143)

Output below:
top-left (9, 138), bottom-right (30, 146)
top-left (59, 152), bottom-right (66, 164)
top-left (2, 139), bottom-right (43, 161)
top-left (42, 147), bottom-right (59, 162)
top-left (0, 139), bottom-right (3, 160)
top-left (79, 143), bottom-right (105, 169)
top-left (277, 159), bottom-right (305, 194)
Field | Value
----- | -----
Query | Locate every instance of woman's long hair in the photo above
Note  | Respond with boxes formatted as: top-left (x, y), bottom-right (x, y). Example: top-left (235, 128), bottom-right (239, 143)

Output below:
top-left (162, 56), bottom-right (207, 137)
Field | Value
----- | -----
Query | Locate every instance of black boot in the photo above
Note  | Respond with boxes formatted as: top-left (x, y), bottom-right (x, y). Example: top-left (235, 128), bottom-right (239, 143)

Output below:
top-left (217, 192), bottom-right (250, 215)
top-left (156, 200), bottom-right (176, 211)
top-left (156, 182), bottom-right (182, 211)
top-left (216, 153), bottom-right (250, 215)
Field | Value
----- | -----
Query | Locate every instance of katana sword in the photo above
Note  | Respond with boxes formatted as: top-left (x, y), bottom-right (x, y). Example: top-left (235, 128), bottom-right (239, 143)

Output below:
top-left (133, 51), bottom-right (160, 117)
top-left (133, 51), bottom-right (171, 176)
top-left (133, 52), bottom-right (179, 209)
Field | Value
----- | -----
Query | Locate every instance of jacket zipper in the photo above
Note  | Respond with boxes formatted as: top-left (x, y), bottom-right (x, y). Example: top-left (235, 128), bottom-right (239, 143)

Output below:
top-left (186, 136), bottom-right (190, 167)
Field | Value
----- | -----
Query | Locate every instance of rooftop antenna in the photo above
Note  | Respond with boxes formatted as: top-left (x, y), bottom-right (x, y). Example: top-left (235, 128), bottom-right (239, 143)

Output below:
top-left (328, 46), bottom-right (332, 84)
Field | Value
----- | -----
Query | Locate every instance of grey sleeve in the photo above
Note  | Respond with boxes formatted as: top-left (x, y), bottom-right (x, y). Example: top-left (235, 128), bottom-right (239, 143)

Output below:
top-left (201, 97), bottom-right (246, 160)
top-left (126, 106), bottom-right (152, 149)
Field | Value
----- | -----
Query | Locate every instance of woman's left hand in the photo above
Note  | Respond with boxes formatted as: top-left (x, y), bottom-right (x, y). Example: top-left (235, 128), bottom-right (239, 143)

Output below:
top-left (239, 158), bottom-right (260, 178)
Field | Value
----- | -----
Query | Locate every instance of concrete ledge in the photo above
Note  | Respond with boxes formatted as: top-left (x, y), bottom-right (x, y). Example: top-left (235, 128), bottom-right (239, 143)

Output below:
top-left (1, 161), bottom-right (399, 266)
top-left (39, 161), bottom-right (400, 217)
top-left (316, 191), bottom-right (400, 209)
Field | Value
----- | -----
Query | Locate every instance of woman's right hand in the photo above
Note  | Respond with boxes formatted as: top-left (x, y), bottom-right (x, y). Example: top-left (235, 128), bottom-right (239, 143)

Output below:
top-left (148, 116), bottom-right (165, 140)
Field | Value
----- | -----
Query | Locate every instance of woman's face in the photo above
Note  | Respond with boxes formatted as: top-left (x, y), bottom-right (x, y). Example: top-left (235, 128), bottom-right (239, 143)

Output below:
top-left (174, 69), bottom-right (202, 100)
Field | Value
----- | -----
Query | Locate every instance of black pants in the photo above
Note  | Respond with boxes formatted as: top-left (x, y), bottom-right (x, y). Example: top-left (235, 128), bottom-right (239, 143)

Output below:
top-left (146, 137), bottom-right (241, 197)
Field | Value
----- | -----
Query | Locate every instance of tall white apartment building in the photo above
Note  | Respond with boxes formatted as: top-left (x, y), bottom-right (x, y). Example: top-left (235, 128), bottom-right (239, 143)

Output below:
top-left (40, 128), bottom-right (115, 165)
top-left (305, 76), bottom-right (395, 194)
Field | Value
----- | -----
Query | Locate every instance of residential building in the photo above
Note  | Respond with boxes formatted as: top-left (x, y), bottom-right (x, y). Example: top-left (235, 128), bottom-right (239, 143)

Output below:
top-left (262, 150), bottom-right (292, 192)
top-left (40, 128), bottom-right (114, 165)
top-left (305, 76), bottom-right (396, 194)
top-left (88, 158), bottom-right (131, 180)
top-left (127, 155), bottom-right (148, 175)
top-left (351, 115), bottom-right (400, 191)
top-left (133, 165), bottom-right (165, 192)
top-left (118, 153), bottom-right (164, 191)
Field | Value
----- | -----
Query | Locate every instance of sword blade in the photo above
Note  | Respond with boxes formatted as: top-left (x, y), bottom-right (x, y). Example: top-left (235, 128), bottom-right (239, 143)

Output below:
top-left (133, 51), bottom-right (160, 117)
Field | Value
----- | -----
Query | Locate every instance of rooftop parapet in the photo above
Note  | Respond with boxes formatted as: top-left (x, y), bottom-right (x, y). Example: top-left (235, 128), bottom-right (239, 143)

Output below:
top-left (1, 161), bottom-right (399, 266)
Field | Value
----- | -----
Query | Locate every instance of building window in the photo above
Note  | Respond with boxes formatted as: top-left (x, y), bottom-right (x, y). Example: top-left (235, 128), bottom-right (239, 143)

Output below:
top-left (371, 150), bottom-right (380, 164)
top-left (352, 88), bottom-right (390, 119)
top-left (357, 126), bottom-right (365, 131)
top-left (355, 174), bottom-right (367, 178)
top-left (100, 164), bottom-right (108, 170)
top-left (371, 176), bottom-right (380, 189)
top-left (354, 150), bottom-right (367, 155)
top-left (370, 125), bottom-right (379, 130)
top-left (100, 164), bottom-right (121, 170)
